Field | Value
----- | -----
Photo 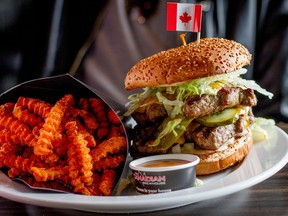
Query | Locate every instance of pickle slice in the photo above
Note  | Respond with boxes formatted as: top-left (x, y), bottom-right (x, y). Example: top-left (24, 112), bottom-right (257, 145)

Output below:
top-left (196, 108), bottom-right (239, 127)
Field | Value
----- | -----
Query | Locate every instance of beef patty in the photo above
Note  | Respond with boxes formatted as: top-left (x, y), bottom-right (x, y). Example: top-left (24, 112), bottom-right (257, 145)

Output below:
top-left (184, 87), bottom-right (257, 119)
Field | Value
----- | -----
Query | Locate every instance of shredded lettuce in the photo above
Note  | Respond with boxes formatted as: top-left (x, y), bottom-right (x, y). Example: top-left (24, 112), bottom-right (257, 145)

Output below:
top-left (163, 68), bottom-right (273, 100)
top-left (253, 117), bottom-right (276, 126)
top-left (156, 92), bottom-right (184, 119)
top-left (124, 87), bottom-right (155, 116)
top-left (150, 116), bottom-right (192, 150)
top-left (251, 117), bottom-right (275, 143)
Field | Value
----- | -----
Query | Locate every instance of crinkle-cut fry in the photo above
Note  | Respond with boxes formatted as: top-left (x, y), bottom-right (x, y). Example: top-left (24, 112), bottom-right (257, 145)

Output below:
top-left (89, 98), bottom-right (109, 139)
top-left (0, 129), bottom-right (16, 146)
top-left (74, 119), bottom-right (96, 148)
top-left (0, 102), bottom-right (15, 116)
top-left (93, 154), bottom-right (126, 172)
top-left (12, 155), bottom-right (35, 172)
top-left (32, 124), bottom-right (42, 138)
top-left (89, 98), bottom-right (107, 117)
top-left (65, 120), bottom-right (78, 136)
top-left (4, 156), bottom-right (26, 178)
top-left (90, 136), bottom-right (127, 162)
top-left (0, 142), bottom-right (20, 168)
top-left (16, 96), bottom-right (52, 119)
top-left (108, 125), bottom-right (122, 138)
top-left (3, 154), bottom-right (48, 178)
top-left (13, 106), bottom-right (43, 128)
top-left (86, 173), bottom-right (102, 196)
top-left (65, 107), bottom-right (98, 131)
top-left (53, 134), bottom-right (69, 158)
top-left (99, 169), bottom-right (117, 196)
top-left (73, 133), bottom-right (93, 186)
top-left (51, 124), bottom-right (67, 157)
top-left (96, 127), bottom-right (109, 141)
top-left (71, 177), bottom-right (92, 195)
top-left (0, 114), bottom-right (37, 147)
top-left (79, 98), bottom-right (89, 111)
top-left (63, 107), bottom-right (86, 123)
top-left (84, 135), bottom-right (96, 148)
top-left (82, 113), bottom-right (99, 130)
top-left (67, 136), bottom-right (91, 196)
top-left (65, 120), bottom-right (94, 188)
top-left (30, 165), bottom-right (69, 182)
top-left (34, 94), bottom-right (75, 162)
top-left (0, 143), bottom-right (19, 158)
top-left (107, 108), bottom-right (121, 125)
top-left (7, 167), bottom-right (22, 178)
top-left (64, 107), bottom-right (98, 133)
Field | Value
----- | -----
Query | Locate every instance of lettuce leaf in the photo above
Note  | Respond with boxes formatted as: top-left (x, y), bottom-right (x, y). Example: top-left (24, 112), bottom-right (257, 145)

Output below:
top-left (251, 117), bottom-right (275, 143)
top-left (156, 92), bottom-right (184, 119)
top-left (150, 116), bottom-right (192, 150)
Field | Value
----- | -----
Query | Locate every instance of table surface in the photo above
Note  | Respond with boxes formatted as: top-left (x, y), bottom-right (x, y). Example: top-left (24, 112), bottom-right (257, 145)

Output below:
top-left (1, 123), bottom-right (288, 216)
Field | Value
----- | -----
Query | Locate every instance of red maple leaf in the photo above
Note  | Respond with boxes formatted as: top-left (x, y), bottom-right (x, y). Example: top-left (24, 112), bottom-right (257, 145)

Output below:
top-left (179, 11), bottom-right (191, 24)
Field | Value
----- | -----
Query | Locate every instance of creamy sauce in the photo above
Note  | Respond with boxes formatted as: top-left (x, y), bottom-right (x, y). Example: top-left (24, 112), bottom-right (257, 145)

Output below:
top-left (140, 159), bottom-right (189, 168)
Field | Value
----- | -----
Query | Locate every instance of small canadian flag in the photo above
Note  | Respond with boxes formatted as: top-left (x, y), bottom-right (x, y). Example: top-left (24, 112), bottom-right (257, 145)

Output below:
top-left (166, 3), bottom-right (203, 32)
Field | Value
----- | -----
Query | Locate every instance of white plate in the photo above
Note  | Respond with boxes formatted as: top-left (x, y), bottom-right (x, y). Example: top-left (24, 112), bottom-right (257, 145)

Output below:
top-left (0, 125), bottom-right (288, 213)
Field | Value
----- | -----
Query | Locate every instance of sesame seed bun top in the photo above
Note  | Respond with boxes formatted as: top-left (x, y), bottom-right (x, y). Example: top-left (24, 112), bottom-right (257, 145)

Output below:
top-left (124, 38), bottom-right (252, 90)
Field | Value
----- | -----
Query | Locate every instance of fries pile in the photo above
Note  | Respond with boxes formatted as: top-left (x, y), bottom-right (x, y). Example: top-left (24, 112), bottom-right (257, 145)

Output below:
top-left (0, 94), bottom-right (127, 196)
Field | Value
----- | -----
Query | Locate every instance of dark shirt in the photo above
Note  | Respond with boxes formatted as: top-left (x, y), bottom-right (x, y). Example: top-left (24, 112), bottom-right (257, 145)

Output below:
top-left (0, 0), bottom-right (287, 121)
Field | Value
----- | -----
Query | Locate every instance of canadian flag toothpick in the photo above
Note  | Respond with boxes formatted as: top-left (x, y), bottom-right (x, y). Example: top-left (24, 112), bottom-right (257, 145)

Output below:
top-left (166, 3), bottom-right (203, 43)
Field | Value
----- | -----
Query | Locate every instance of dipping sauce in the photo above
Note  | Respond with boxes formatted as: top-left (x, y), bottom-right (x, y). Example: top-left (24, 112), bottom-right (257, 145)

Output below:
top-left (140, 159), bottom-right (190, 168)
top-left (129, 154), bottom-right (200, 194)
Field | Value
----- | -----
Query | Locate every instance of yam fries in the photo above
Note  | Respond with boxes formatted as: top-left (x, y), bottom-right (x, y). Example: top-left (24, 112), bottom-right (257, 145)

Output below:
top-left (0, 94), bottom-right (127, 196)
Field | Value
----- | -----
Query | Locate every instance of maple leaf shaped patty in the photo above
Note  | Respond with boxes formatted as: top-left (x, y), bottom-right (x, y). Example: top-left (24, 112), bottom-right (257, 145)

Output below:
top-left (180, 11), bottom-right (191, 24)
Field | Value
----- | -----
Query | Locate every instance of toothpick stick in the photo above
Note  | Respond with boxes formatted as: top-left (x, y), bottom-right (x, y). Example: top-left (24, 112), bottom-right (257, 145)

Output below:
top-left (197, 32), bottom-right (201, 44)
top-left (180, 33), bottom-right (187, 46)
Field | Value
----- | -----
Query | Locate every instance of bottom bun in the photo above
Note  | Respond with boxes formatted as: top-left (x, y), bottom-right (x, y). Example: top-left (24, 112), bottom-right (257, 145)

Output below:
top-left (196, 129), bottom-right (253, 175)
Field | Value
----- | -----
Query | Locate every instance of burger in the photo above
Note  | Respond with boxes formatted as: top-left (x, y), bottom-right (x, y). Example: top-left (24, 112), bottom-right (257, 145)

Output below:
top-left (124, 38), bottom-right (273, 175)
